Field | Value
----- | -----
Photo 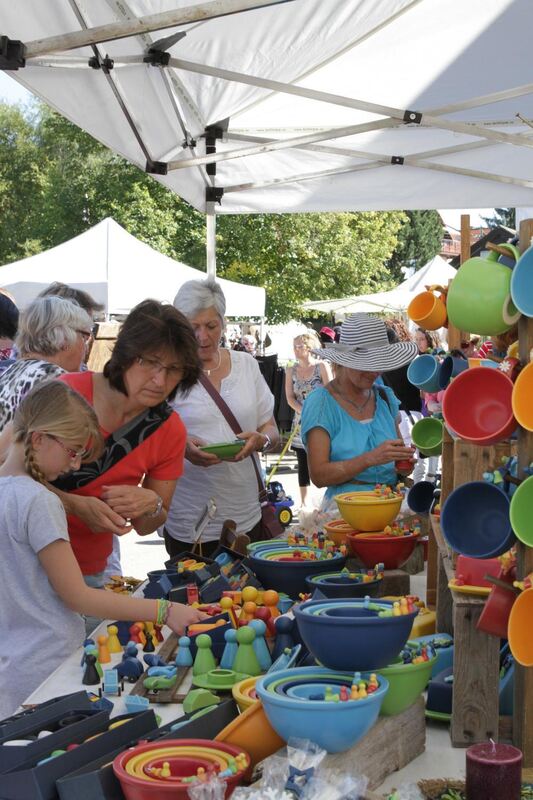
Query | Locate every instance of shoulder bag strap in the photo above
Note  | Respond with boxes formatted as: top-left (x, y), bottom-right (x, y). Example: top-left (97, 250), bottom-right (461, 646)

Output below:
top-left (199, 374), bottom-right (267, 501)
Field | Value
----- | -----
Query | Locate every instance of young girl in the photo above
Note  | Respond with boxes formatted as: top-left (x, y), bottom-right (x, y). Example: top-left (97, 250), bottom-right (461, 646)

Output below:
top-left (0, 381), bottom-right (206, 717)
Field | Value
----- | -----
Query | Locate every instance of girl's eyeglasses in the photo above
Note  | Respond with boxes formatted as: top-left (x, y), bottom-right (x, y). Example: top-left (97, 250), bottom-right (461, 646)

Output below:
top-left (46, 434), bottom-right (87, 460)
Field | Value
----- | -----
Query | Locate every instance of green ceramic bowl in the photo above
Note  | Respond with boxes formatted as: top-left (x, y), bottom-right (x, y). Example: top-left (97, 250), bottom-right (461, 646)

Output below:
top-left (378, 655), bottom-right (437, 716)
top-left (199, 439), bottom-right (245, 458)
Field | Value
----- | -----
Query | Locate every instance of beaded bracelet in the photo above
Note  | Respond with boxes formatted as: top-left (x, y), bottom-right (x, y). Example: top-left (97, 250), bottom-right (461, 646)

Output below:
top-left (156, 599), bottom-right (171, 626)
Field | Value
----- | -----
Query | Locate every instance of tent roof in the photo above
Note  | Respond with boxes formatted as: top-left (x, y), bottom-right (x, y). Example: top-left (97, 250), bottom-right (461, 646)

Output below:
top-left (3, 0), bottom-right (533, 215)
top-left (0, 217), bottom-right (266, 316)
top-left (303, 255), bottom-right (456, 316)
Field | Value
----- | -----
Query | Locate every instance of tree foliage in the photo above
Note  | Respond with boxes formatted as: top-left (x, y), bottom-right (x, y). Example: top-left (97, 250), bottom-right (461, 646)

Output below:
top-left (387, 210), bottom-right (443, 282)
top-left (1, 102), bottom-right (407, 321)
top-left (481, 208), bottom-right (516, 229)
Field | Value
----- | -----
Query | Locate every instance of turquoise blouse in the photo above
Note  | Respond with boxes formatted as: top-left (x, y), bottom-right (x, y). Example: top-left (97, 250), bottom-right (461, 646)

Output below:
top-left (301, 384), bottom-right (400, 503)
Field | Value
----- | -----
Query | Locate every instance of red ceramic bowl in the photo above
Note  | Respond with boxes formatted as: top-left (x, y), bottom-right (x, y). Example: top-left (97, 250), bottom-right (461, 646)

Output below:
top-left (346, 532), bottom-right (417, 569)
top-left (113, 739), bottom-right (250, 800)
top-left (442, 367), bottom-right (516, 445)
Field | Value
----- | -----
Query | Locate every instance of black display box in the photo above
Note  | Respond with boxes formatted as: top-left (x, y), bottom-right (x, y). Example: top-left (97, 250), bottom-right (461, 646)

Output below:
top-left (56, 700), bottom-right (239, 800)
top-left (1, 711), bottom-right (157, 800)
top-left (0, 692), bottom-right (93, 740)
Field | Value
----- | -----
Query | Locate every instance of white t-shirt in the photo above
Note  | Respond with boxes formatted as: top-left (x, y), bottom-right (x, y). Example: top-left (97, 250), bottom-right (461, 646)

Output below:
top-left (165, 351), bottom-right (274, 542)
top-left (0, 476), bottom-right (85, 717)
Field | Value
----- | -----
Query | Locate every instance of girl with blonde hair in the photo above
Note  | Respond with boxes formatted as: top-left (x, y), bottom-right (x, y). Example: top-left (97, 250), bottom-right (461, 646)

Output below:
top-left (0, 381), bottom-right (205, 717)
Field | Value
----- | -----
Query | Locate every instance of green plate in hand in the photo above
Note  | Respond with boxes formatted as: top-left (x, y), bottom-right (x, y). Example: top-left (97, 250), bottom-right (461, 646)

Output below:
top-left (199, 439), bottom-right (245, 458)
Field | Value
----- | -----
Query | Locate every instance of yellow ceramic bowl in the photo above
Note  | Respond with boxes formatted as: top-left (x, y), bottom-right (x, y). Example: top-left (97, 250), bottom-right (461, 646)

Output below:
top-left (512, 361), bottom-right (533, 432)
top-left (335, 492), bottom-right (402, 532)
top-left (323, 519), bottom-right (357, 546)
top-left (232, 676), bottom-right (259, 712)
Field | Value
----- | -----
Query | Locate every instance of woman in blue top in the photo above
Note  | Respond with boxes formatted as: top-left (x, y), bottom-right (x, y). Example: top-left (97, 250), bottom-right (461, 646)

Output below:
top-left (301, 313), bottom-right (418, 509)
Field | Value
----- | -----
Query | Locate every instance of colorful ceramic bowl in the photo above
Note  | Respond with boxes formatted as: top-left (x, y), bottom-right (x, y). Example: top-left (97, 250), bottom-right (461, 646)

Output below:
top-left (323, 519), bottom-right (357, 546)
top-left (335, 491), bottom-right (403, 531)
top-left (294, 598), bottom-right (417, 671)
top-left (377, 655), bottom-right (437, 716)
top-left (304, 570), bottom-right (381, 598)
top-left (255, 666), bottom-right (388, 753)
top-left (346, 531), bottom-right (418, 569)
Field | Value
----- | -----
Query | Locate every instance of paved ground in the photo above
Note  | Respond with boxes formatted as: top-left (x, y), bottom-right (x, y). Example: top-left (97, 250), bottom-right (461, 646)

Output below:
top-left (119, 450), bottom-right (325, 578)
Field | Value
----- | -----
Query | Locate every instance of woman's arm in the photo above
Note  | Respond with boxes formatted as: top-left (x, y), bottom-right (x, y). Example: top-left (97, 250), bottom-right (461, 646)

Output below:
top-left (306, 427), bottom-right (415, 488)
top-left (234, 415), bottom-right (280, 461)
top-left (284, 367), bottom-right (303, 414)
top-left (100, 477), bottom-right (177, 536)
top-left (39, 539), bottom-right (207, 634)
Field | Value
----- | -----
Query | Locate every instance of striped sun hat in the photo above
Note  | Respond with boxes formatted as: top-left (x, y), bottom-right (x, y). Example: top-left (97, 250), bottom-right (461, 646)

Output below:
top-left (313, 313), bottom-right (418, 372)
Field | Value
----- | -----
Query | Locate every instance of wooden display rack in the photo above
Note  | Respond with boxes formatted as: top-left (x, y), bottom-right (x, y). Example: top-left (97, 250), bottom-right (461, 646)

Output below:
top-left (427, 217), bottom-right (533, 762)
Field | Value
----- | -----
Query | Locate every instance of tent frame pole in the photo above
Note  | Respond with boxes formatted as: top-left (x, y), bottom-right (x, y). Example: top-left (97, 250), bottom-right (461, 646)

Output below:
top-left (206, 203), bottom-right (217, 278)
top-left (23, 0), bottom-right (295, 58)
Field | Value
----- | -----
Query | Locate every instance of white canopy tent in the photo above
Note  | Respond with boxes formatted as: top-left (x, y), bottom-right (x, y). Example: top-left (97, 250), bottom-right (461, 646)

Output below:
top-left (302, 255), bottom-right (456, 318)
top-left (2, 0), bottom-right (533, 239)
top-left (0, 217), bottom-right (265, 316)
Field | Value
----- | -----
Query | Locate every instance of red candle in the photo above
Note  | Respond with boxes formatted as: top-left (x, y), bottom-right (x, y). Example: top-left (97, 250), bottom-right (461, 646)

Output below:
top-left (466, 741), bottom-right (522, 799)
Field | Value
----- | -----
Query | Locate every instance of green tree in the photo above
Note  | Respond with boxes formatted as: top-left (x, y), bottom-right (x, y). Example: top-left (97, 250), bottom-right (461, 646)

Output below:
top-left (0, 104), bottom-right (45, 262)
top-left (387, 210), bottom-right (443, 282)
top-left (217, 211), bottom-right (406, 322)
top-left (481, 208), bottom-right (516, 229)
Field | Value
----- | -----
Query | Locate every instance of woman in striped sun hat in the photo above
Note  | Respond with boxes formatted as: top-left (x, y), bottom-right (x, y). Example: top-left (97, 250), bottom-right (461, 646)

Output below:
top-left (301, 313), bottom-right (418, 509)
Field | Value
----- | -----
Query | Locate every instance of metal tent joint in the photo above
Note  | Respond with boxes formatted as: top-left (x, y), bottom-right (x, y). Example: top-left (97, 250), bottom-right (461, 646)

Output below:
top-left (206, 186), bottom-right (224, 204)
top-left (403, 109), bottom-right (422, 124)
top-left (146, 160), bottom-right (168, 175)
top-left (0, 36), bottom-right (26, 70)
top-left (391, 155), bottom-right (404, 165)
top-left (88, 54), bottom-right (114, 72)
top-left (144, 49), bottom-right (171, 67)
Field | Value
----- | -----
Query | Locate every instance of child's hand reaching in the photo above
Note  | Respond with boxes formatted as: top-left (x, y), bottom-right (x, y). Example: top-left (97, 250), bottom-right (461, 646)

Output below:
top-left (166, 603), bottom-right (209, 636)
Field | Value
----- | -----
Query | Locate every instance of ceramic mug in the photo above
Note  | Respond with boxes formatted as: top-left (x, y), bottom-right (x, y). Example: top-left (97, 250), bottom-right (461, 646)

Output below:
top-left (407, 354), bottom-right (441, 393)
top-left (407, 285), bottom-right (447, 331)
top-left (447, 244), bottom-right (521, 335)
top-left (438, 355), bottom-right (468, 389)
top-left (410, 417), bottom-right (443, 457)
top-left (511, 243), bottom-right (533, 318)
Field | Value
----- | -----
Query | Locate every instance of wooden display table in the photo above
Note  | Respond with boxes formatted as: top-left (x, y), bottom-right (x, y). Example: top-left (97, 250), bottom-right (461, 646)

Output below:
top-left (430, 515), bottom-right (500, 747)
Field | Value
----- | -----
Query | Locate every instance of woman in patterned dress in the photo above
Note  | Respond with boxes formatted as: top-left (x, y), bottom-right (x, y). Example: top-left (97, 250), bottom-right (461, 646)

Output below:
top-left (285, 331), bottom-right (331, 508)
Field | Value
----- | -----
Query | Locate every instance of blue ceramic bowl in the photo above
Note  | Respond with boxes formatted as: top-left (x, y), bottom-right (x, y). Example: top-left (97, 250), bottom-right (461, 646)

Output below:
top-left (511, 245), bottom-right (533, 317)
top-left (255, 666), bottom-right (388, 753)
top-left (304, 572), bottom-right (380, 599)
top-left (249, 548), bottom-right (346, 599)
top-left (441, 481), bottom-right (515, 558)
top-left (294, 599), bottom-right (417, 671)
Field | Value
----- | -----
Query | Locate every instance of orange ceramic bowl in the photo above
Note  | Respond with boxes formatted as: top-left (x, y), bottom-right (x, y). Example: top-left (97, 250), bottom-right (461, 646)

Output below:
top-left (323, 519), bottom-right (357, 546)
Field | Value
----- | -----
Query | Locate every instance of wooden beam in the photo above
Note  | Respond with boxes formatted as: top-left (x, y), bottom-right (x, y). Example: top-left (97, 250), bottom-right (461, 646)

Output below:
top-left (24, 0), bottom-right (293, 58)
top-left (513, 218), bottom-right (533, 766)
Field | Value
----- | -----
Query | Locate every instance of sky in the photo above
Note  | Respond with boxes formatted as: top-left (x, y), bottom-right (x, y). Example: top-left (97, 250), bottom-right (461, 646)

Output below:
top-left (0, 73), bottom-right (496, 228)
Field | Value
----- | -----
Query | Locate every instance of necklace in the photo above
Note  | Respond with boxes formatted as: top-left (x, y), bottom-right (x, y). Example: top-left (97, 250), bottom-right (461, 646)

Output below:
top-left (203, 349), bottom-right (222, 376)
top-left (330, 381), bottom-right (373, 413)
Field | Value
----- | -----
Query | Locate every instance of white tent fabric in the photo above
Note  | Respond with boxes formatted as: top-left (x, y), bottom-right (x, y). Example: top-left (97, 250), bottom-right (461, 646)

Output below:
top-left (0, 218), bottom-right (265, 316)
top-left (3, 0), bottom-right (533, 215)
top-left (302, 255), bottom-right (456, 316)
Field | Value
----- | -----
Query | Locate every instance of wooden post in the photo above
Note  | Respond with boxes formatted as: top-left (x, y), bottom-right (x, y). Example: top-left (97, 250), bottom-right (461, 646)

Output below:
top-left (513, 218), bottom-right (533, 766)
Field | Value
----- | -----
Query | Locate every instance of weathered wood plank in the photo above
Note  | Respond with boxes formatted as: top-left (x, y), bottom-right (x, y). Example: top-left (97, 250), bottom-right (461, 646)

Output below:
top-left (322, 697), bottom-right (426, 790)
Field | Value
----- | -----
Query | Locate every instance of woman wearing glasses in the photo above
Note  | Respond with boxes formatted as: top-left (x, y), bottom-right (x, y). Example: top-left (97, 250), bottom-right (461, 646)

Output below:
top-left (50, 299), bottom-right (201, 594)
top-left (0, 296), bottom-right (92, 432)
top-left (164, 278), bottom-right (280, 558)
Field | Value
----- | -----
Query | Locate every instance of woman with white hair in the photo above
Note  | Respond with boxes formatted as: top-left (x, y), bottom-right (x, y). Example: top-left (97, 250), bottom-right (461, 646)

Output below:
top-left (165, 278), bottom-right (280, 557)
top-left (0, 296), bottom-right (92, 432)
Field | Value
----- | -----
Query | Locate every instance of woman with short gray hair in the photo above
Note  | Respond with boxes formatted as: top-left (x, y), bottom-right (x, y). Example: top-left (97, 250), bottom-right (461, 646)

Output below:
top-left (164, 277), bottom-right (280, 557)
top-left (0, 296), bottom-right (92, 432)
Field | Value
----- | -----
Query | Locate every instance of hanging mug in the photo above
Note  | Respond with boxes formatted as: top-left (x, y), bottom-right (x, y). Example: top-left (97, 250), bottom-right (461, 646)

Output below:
top-left (511, 243), bottom-right (533, 318)
top-left (407, 284), bottom-right (448, 331)
top-left (447, 243), bottom-right (521, 335)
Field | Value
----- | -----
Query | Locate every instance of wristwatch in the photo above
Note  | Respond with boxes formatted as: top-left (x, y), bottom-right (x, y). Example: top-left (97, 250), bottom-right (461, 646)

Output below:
top-left (146, 494), bottom-right (164, 518)
top-left (261, 433), bottom-right (272, 452)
